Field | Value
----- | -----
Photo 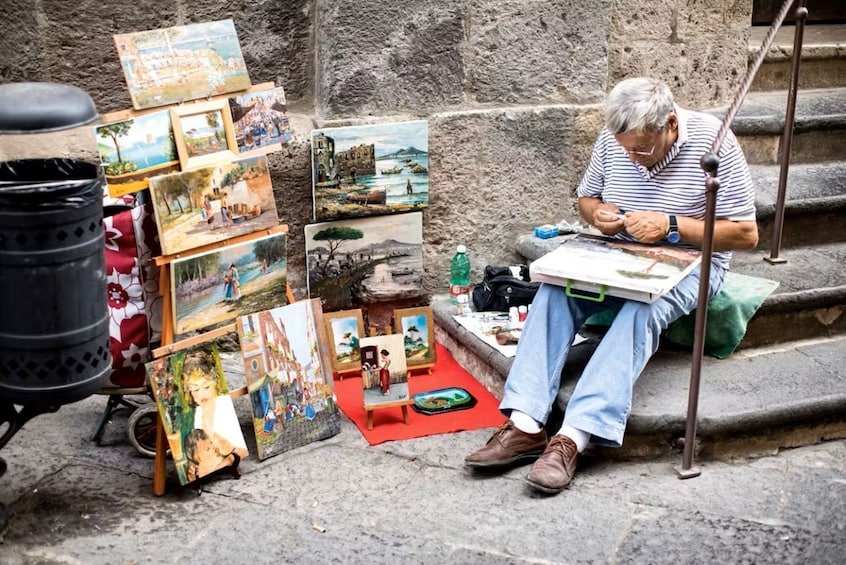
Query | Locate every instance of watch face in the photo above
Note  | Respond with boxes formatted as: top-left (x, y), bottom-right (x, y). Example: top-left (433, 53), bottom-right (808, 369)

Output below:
top-left (667, 232), bottom-right (681, 244)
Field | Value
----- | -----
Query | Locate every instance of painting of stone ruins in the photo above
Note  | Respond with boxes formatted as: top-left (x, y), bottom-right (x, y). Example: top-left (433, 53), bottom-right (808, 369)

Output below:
top-left (305, 211), bottom-right (424, 311)
top-left (310, 120), bottom-right (429, 221)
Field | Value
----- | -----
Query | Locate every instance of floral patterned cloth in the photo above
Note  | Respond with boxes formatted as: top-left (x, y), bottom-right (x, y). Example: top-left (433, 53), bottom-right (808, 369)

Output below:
top-left (103, 193), bottom-right (162, 387)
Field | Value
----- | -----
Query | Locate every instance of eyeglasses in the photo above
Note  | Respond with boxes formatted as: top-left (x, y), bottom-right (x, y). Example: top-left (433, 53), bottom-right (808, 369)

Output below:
top-left (625, 142), bottom-right (657, 157)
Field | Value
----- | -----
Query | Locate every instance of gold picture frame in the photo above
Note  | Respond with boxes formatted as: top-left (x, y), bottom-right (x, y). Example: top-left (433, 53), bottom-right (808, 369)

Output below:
top-left (171, 99), bottom-right (238, 170)
top-left (393, 306), bottom-right (436, 368)
top-left (323, 309), bottom-right (366, 375)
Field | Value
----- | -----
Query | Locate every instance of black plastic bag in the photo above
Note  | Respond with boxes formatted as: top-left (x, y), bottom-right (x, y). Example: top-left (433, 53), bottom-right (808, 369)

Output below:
top-left (472, 265), bottom-right (540, 312)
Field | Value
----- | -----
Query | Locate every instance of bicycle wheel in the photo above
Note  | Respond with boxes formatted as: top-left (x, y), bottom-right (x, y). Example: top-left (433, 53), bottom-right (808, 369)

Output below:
top-left (127, 404), bottom-right (168, 458)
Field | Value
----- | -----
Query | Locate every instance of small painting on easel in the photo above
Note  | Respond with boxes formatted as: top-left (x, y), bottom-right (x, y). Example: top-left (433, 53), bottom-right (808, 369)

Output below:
top-left (393, 306), bottom-right (436, 368)
top-left (359, 333), bottom-right (409, 407)
top-left (323, 309), bottom-right (365, 375)
top-left (146, 343), bottom-right (249, 485)
top-left (235, 299), bottom-right (341, 460)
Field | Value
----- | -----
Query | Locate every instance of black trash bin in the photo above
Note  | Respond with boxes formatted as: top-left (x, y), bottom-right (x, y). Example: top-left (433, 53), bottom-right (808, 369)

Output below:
top-left (0, 158), bottom-right (111, 406)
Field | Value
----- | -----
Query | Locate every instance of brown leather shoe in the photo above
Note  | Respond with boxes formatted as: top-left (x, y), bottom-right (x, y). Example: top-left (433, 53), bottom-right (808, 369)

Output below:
top-left (464, 420), bottom-right (548, 468)
top-left (525, 434), bottom-right (579, 494)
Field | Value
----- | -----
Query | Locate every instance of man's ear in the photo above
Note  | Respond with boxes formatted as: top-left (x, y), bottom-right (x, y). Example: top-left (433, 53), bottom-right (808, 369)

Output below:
top-left (667, 112), bottom-right (678, 132)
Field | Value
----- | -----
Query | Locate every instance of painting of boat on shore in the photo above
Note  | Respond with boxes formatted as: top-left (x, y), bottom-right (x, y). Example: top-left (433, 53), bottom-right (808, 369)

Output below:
top-left (114, 19), bottom-right (251, 110)
top-left (305, 212), bottom-right (424, 311)
top-left (311, 120), bottom-right (429, 221)
top-left (229, 86), bottom-right (291, 156)
top-left (235, 299), bottom-right (341, 460)
top-left (148, 154), bottom-right (279, 256)
top-left (95, 110), bottom-right (180, 197)
top-left (172, 231), bottom-right (287, 335)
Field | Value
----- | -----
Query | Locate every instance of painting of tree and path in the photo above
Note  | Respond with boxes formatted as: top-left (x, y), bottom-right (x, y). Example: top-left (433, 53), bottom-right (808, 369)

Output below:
top-left (305, 212), bottom-right (424, 312)
top-left (148, 154), bottom-right (279, 256)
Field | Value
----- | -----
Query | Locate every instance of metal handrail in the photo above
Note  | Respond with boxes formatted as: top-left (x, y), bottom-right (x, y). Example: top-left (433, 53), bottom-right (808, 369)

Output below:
top-left (675, 0), bottom-right (807, 478)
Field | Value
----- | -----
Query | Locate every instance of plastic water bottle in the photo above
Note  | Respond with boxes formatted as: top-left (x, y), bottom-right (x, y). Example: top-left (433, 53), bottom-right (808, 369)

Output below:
top-left (449, 244), bottom-right (471, 307)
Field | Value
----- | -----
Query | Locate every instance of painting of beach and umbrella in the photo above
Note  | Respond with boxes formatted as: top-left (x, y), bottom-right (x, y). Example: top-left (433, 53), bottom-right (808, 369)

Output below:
top-left (171, 231), bottom-right (287, 335)
top-left (305, 212), bottom-right (424, 312)
top-left (229, 85), bottom-right (292, 156)
top-left (235, 299), bottom-right (341, 460)
top-left (94, 110), bottom-right (180, 197)
top-left (310, 120), bottom-right (429, 221)
top-left (147, 154), bottom-right (279, 256)
top-left (114, 19), bottom-right (252, 110)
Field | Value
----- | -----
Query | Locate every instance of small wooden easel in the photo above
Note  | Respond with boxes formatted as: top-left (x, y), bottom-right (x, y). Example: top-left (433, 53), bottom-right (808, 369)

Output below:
top-left (151, 225), bottom-right (291, 496)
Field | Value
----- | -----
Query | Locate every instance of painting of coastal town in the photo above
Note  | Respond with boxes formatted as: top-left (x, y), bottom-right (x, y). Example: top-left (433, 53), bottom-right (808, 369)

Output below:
top-left (235, 299), bottom-right (341, 460)
top-left (114, 19), bottom-right (252, 110)
top-left (310, 120), bottom-right (429, 221)
top-left (171, 231), bottom-right (287, 335)
top-left (146, 342), bottom-right (249, 485)
top-left (323, 309), bottom-right (365, 374)
top-left (228, 85), bottom-right (292, 156)
top-left (359, 333), bottom-right (409, 408)
top-left (94, 110), bottom-right (180, 197)
top-left (147, 154), bottom-right (279, 256)
top-left (393, 306), bottom-right (436, 368)
top-left (305, 212), bottom-right (424, 311)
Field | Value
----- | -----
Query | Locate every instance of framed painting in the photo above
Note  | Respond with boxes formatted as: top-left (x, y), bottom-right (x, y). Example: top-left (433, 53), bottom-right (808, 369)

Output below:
top-left (146, 342), bottom-right (249, 485)
top-left (235, 299), bottom-right (341, 460)
top-left (310, 120), bottom-right (429, 221)
top-left (171, 99), bottom-right (239, 170)
top-left (322, 309), bottom-right (365, 374)
top-left (94, 109), bottom-right (180, 197)
top-left (171, 231), bottom-right (288, 335)
top-left (114, 19), bottom-right (251, 110)
top-left (228, 85), bottom-right (292, 157)
top-left (359, 333), bottom-right (409, 408)
top-left (147, 154), bottom-right (279, 256)
top-left (393, 306), bottom-right (436, 368)
top-left (304, 211), bottom-right (424, 311)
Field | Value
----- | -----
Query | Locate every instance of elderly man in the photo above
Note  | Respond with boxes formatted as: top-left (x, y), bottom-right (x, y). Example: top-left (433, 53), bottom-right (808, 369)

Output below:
top-left (465, 77), bottom-right (758, 494)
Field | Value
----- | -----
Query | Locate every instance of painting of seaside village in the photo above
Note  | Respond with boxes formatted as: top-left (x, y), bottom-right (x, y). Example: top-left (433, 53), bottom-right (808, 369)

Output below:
top-left (171, 231), bottom-right (288, 335)
top-left (310, 120), bottom-right (429, 221)
top-left (95, 110), bottom-right (180, 197)
top-left (305, 212), bottom-right (424, 311)
top-left (228, 86), bottom-right (292, 155)
top-left (236, 299), bottom-right (341, 460)
top-left (147, 154), bottom-right (279, 256)
top-left (114, 19), bottom-right (252, 110)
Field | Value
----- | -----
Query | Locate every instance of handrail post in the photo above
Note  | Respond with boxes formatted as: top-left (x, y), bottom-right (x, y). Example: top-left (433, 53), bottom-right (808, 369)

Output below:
top-left (766, 0), bottom-right (808, 264)
top-left (674, 0), bottom-right (801, 478)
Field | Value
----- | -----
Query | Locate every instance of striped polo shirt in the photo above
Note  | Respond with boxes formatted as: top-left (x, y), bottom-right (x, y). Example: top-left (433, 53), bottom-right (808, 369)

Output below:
top-left (576, 106), bottom-right (756, 270)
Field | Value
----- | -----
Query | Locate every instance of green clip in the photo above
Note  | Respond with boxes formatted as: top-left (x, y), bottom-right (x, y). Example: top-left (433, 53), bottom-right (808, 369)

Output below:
top-left (565, 280), bottom-right (606, 302)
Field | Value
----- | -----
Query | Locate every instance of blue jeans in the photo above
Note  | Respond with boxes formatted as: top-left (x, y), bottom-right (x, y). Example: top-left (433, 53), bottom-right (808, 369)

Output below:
top-left (500, 264), bottom-right (726, 448)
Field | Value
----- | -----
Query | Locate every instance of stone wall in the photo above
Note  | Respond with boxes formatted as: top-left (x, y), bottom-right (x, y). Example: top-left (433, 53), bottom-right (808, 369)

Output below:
top-left (0, 0), bottom-right (752, 298)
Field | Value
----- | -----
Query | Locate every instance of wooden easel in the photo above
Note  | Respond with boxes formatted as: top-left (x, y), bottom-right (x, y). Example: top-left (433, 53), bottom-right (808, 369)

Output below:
top-left (151, 225), bottom-right (291, 496)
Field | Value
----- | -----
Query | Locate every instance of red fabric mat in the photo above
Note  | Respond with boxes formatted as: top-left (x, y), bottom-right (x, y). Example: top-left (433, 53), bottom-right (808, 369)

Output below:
top-left (334, 342), bottom-right (506, 445)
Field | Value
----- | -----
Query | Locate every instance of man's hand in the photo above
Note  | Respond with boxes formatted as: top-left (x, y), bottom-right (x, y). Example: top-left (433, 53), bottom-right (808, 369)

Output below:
top-left (591, 206), bottom-right (626, 235)
top-left (622, 211), bottom-right (668, 243)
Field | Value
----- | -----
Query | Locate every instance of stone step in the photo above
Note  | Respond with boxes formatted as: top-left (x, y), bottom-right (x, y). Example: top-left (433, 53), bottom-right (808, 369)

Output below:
top-left (749, 23), bottom-right (846, 91)
top-left (751, 161), bottom-right (846, 248)
top-left (433, 296), bottom-right (846, 460)
top-left (715, 87), bottom-right (846, 165)
top-left (514, 235), bottom-right (846, 348)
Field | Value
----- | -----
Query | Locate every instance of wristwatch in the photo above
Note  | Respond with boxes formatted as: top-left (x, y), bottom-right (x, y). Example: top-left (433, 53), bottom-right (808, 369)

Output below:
top-left (666, 215), bottom-right (681, 244)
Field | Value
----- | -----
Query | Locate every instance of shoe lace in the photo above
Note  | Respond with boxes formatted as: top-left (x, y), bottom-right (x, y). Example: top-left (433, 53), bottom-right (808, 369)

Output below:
top-left (487, 421), bottom-right (516, 443)
top-left (547, 435), bottom-right (578, 460)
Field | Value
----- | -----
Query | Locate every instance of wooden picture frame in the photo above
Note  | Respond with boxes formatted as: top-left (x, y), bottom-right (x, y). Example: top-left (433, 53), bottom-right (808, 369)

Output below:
top-left (171, 99), bottom-right (238, 170)
top-left (323, 309), bottom-right (366, 374)
top-left (393, 306), bottom-right (436, 368)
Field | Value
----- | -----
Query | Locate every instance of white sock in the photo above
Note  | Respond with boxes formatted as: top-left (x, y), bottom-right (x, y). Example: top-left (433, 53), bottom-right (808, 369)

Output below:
top-left (557, 424), bottom-right (590, 453)
top-left (509, 410), bottom-right (542, 434)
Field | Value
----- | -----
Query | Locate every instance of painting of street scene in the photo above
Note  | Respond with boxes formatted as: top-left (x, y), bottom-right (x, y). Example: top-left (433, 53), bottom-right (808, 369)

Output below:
top-left (311, 120), bottom-right (429, 221)
top-left (236, 299), bottom-right (341, 460)
top-left (229, 86), bottom-right (292, 155)
top-left (146, 343), bottom-right (249, 485)
top-left (94, 109), bottom-right (180, 197)
top-left (148, 154), bottom-right (279, 256)
top-left (305, 212), bottom-right (424, 311)
top-left (114, 19), bottom-right (252, 110)
top-left (359, 334), bottom-right (409, 408)
top-left (171, 231), bottom-right (287, 335)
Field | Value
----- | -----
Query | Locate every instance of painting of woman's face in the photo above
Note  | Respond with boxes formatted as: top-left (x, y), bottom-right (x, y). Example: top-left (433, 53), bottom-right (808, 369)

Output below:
top-left (188, 374), bottom-right (216, 405)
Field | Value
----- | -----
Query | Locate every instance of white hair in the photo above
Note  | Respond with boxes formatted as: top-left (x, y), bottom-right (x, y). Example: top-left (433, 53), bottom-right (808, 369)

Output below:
top-left (605, 77), bottom-right (675, 134)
